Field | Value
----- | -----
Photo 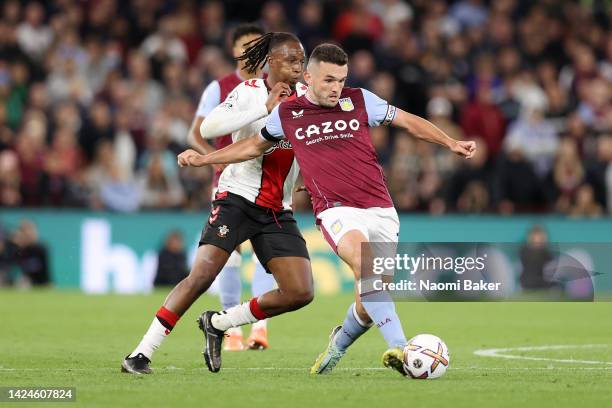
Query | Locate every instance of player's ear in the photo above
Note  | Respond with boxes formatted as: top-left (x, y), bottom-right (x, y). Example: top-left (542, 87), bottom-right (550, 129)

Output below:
top-left (303, 70), bottom-right (312, 86)
top-left (232, 44), bottom-right (242, 59)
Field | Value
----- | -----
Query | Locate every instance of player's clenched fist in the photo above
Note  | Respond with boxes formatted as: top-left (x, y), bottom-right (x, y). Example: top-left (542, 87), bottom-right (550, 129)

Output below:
top-left (265, 82), bottom-right (291, 113)
top-left (450, 140), bottom-right (477, 159)
top-left (177, 149), bottom-right (208, 167)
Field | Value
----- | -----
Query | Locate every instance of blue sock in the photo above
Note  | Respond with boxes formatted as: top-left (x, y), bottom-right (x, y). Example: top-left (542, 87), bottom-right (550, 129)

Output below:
top-left (334, 303), bottom-right (372, 352)
top-left (361, 292), bottom-right (407, 348)
top-left (218, 265), bottom-right (242, 310)
top-left (251, 256), bottom-right (276, 297)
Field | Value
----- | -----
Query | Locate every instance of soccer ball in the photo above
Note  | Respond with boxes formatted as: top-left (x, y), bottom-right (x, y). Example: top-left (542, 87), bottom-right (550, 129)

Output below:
top-left (403, 334), bottom-right (450, 379)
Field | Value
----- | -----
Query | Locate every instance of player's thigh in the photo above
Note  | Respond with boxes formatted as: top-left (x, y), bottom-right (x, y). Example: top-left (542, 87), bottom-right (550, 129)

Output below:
top-left (317, 207), bottom-right (369, 254)
top-left (189, 243), bottom-right (232, 278)
top-left (250, 217), bottom-right (312, 296)
top-left (249, 214), bottom-right (310, 270)
top-left (266, 256), bottom-right (313, 296)
top-left (335, 229), bottom-right (380, 282)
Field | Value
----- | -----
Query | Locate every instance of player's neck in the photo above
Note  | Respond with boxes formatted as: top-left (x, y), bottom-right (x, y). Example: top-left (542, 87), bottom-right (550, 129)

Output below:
top-left (265, 72), bottom-right (282, 88)
top-left (305, 89), bottom-right (320, 106)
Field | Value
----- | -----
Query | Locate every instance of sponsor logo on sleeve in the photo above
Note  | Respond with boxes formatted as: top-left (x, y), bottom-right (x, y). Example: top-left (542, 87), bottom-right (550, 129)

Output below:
top-left (220, 90), bottom-right (238, 109)
top-left (382, 105), bottom-right (397, 125)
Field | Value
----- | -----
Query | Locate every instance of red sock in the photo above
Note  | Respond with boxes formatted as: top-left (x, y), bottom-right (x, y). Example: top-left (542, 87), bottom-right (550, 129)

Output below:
top-left (249, 297), bottom-right (268, 320)
top-left (156, 306), bottom-right (180, 333)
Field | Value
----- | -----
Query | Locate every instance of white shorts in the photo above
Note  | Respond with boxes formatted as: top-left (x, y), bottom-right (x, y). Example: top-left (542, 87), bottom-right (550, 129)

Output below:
top-left (317, 206), bottom-right (399, 252)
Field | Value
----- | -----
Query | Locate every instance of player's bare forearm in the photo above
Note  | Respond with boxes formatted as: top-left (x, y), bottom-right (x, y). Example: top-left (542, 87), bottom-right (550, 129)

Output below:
top-left (178, 135), bottom-right (274, 167)
top-left (393, 109), bottom-right (454, 147)
top-left (205, 135), bottom-right (273, 164)
top-left (188, 116), bottom-right (216, 155)
top-left (392, 109), bottom-right (476, 158)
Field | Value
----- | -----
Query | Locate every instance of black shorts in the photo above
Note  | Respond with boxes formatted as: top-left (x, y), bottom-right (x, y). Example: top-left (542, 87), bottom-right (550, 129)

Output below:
top-left (199, 192), bottom-right (309, 269)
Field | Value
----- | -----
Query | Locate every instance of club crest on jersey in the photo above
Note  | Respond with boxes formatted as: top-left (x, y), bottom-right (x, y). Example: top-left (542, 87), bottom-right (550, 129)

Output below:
top-left (217, 225), bottom-right (230, 238)
top-left (291, 109), bottom-right (304, 119)
top-left (339, 97), bottom-right (354, 112)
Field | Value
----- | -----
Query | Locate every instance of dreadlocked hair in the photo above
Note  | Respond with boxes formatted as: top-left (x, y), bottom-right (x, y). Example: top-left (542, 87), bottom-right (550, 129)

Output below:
top-left (236, 32), bottom-right (300, 74)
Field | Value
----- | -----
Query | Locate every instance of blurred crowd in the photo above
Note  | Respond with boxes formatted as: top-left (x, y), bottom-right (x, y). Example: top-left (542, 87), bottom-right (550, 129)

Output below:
top-left (0, 219), bottom-right (49, 287)
top-left (0, 0), bottom-right (611, 216)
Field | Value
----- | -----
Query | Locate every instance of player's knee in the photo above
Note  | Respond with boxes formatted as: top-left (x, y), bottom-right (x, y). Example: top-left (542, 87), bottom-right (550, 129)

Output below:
top-left (349, 252), bottom-right (378, 280)
top-left (184, 273), bottom-right (208, 294)
top-left (344, 254), bottom-right (362, 278)
top-left (289, 286), bottom-right (314, 309)
top-left (186, 259), bottom-right (219, 293)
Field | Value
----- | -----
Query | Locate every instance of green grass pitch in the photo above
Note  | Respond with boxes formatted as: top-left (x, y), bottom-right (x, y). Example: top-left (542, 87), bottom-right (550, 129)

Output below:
top-left (1, 290), bottom-right (611, 408)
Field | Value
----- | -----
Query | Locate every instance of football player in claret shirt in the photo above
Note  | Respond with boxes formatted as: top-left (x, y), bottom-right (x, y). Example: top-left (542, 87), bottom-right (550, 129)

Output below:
top-left (188, 23), bottom-right (276, 353)
top-left (179, 43), bottom-right (476, 376)
top-left (123, 32), bottom-right (313, 375)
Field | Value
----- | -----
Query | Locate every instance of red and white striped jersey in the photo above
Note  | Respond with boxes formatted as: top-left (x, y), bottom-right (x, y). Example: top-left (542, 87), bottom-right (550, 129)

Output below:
top-left (201, 78), bottom-right (308, 210)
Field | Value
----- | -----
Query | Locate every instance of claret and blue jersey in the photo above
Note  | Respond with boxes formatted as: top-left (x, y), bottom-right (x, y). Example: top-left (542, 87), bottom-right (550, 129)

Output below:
top-left (260, 87), bottom-right (397, 217)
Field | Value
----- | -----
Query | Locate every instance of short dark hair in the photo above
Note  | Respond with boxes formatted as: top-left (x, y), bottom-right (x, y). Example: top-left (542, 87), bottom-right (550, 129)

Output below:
top-left (231, 24), bottom-right (265, 46)
top-left (309, 43), bottom-right (348, 66)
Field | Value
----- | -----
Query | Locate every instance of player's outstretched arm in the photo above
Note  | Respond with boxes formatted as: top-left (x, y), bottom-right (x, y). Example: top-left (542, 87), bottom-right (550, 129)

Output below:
top-left (187, 116), bottom-right (216, 154)
top-left (200, 82), bottom-right (291, 139)
top-left (392, 109), bottom-right (476, 159)
top-left (178, 135), bottom-right (274, 167)
top-left (200, 97), bottom-right (267, 140)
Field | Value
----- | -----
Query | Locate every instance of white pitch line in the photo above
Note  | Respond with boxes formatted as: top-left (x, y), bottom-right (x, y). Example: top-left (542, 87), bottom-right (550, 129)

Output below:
top-left (474, 344), bottom-right (612, 365)
top-left (1, 366), bottom-right (611, 373)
